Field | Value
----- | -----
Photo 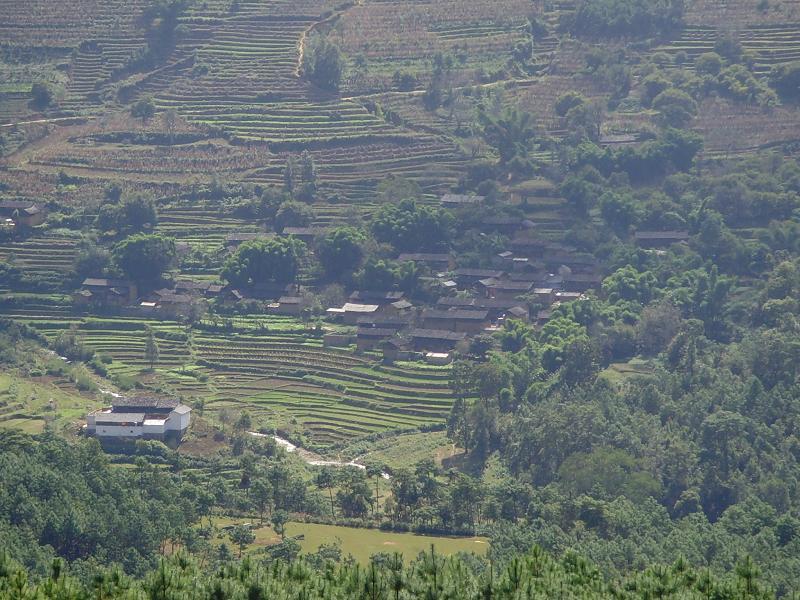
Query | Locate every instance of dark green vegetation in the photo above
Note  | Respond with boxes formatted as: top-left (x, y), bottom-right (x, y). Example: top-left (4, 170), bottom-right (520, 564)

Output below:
top-left (3, 0), bottom-right (800, 595)
top-left (0, 546), bottom-right (775, 599)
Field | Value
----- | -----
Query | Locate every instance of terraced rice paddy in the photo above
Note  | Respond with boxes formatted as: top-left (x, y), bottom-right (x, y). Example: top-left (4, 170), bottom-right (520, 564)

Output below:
top-left (1, 308), bottom-right (459, 444)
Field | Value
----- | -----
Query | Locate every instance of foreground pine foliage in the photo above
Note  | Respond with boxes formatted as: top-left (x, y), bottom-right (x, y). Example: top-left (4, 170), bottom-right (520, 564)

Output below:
top-left (0, 547), bottom-right (774, 599)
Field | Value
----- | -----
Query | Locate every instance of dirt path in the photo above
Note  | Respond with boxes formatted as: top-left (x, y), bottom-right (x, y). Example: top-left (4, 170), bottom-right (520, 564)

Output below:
top-left (249, 431), bottom-right (390, 478)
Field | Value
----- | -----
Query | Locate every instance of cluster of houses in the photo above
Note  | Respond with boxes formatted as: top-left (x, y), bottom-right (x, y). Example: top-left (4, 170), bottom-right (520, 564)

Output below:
top-left (322, 258), bottom-right (602, 364)
top-left (86, 396), bottom-right (191, 443)
top-left (69, 189), bottom-right (691, 363)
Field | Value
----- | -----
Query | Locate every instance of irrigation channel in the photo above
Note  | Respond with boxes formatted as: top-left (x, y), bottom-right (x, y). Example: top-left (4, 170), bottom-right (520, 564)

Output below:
top-left (249, 432), bottom-right (390, 479)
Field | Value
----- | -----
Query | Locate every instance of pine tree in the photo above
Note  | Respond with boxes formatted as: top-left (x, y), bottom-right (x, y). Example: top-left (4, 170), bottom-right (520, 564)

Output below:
top-left (144, 326), bottom-right (159, 370)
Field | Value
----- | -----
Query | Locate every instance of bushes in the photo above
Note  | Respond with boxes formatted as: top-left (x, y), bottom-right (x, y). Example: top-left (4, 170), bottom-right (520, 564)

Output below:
top-left (566, 0), bottom-right (684, 38)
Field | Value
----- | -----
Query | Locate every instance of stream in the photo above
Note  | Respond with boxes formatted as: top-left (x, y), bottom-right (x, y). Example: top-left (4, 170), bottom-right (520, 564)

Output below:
top-left (249, 432), bottom-right (390, 479)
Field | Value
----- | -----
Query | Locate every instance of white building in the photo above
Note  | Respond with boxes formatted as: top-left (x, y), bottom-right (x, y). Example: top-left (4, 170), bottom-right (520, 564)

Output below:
top-left (87, 397), bottom-right (191, 442)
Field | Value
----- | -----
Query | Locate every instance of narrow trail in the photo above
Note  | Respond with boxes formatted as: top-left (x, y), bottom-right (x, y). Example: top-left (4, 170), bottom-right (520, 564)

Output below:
top-left (295, 0), bottom-right (365, 79)
top-left (249, 431), bottom-right (390, 478)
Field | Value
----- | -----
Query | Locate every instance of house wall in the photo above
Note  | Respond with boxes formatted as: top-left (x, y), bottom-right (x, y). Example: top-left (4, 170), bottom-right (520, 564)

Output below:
top-left (167, 411), bottom-right (191, 431)
top-left (95, 425), bottom-right (144, 437)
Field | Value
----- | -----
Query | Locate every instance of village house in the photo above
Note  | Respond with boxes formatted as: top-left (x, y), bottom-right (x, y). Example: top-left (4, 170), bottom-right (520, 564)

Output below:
top-left (327, 302), bottom-right (380, 324)
top-left (145, 291), bottom-right (194, 318)
top-left (479, 278), bottom-right (534, 300)
top-left (563, 272), bottom-right (603, 292)
top-left (356, 314), bottom-right (410, 331)
top-left (634, 230), bottom-right (690, 248)
top-left (174, 279), bottom-right (224, 298)
top-left (407, 328), bottom-right (466, 353)
top-left (453, 268), bottom-right (505, 289)
top-left (421, 308), bottom-right (490, 334)
top-left (0, 200), bottom-right (47, 227)
top-left (280, 226), bottom-right (330, 243)
top-left (356, 327), bottom-right (396, 351)
top-left (74, 278), bottom-right (138, 307)
top-left (348, 290), bottom-right (405, 305)
top-left (440, 193), bottom-right (484, 208)
top-left (269, 295), bottom-right (305, 316)
top-left (86, 396), bottom-right (191, 444)
top-left (436, 296), bottom-right (528, 321)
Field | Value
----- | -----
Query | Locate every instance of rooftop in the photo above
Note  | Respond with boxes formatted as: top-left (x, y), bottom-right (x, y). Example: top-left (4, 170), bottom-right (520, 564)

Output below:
top-left (95, 412), bottom-right (145, 424)
top-left (113, 397), bottom-right (180, 410)
top-left (82, 278), bottom-right (133, 288)
top-left (408, 328), bottom-right (466, 341)
top-left (422, 309), bottom-right (490, 320)
top-left (441, 193), bottom-right (484, 205)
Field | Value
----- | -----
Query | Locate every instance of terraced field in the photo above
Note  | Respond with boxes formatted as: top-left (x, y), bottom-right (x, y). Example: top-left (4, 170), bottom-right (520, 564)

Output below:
top-left (653, 24), bottom-right (800, 74)
top-left (0, 308), bottom-right (459, 444)
top-left (0, 237), bottom-right (78, 290)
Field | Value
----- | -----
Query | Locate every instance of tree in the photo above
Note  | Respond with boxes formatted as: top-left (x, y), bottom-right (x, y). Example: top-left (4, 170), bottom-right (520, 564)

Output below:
top-left (251, 479), bottom-right (273, 525)
top-left (144, 326), bottom-right (159, 370)
top-left (30, 82), bottom-right (54, 109)
top-left (72, 239), bottom-right (110, 280)
top-left (221, 237), bottom-right (305, 287)
top-left (695, 52), bottom-right (723, 76)
top-left (336, 467), bottom-right (371, 518)
top-left (235, 411), bottom-right (252, 432)
top-left (371, 199), bottom-right (452, 252)
top-left (481, 108), bottom-right (537, 173)
top-left (121, 195), bottom-right (158, 231)
top-left (229, 524), bottom-right (255, 558)
top-left (112, 233), bottom-right (176, 289)
top-left (555, 91), bottom-right (585, 117)
top-left (131, 97), bottom-right (156, 123)
top-left (770, 61), bottom-right (800, 102)
top-left (653, 88), bottom-right (697, 129)
top-left (365, 463), bottom-right (384, 517)
top-left (317, 227), bottom-right (365, 280)
top-left (275, 201), bottom-right (314, 231)
top-left (303, 36), bottom-right (344, 91)
top-left (162, 108), bottom-right (178, 144)
top-left (314, 468), bottom-right (337, 518)
top-left (271, 510), bottom-right (288, 540)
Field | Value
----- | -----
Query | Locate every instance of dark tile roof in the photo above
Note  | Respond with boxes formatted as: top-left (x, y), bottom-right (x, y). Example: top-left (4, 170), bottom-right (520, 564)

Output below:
top-left (408, 328), bottom-right (466, 341)
top-left (454, 268), bottom-right (505, 278)
top-left (422, 309), bottom-right (490, 320)
top-left (397, 253), bottom-right (451, 262)
top-left (95, 412), bottom-right (145, 424)
top-left (356, 327), bottom-right (397, 337)
top-left (349, 290), bottom-right (405, 302)
top-left (113, 397), bottom-right (180, 410)
top-left (82, 278), bottom-right (133, 288)
top-left (634, 230), bottom-right (690, 240)
top-left (441, 193), bottom-right (484, 204)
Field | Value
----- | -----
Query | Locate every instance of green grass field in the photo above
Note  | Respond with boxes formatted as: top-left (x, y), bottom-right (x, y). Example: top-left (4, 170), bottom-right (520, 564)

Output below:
top-left (213, 518), bottom-right (487, 562)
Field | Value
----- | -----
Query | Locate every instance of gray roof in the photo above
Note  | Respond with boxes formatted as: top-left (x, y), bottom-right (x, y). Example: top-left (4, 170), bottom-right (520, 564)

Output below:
top-left (114, 397), bottom-right (180, 410)
top-left (172, 405), bottom-right (192, 415)
top-left (82, 278), bottom-right (133, 288)
top-left (408, 329), bottom-right (466, 341)
top-left (441, 194), bottom-right (484, 205)
top-left (635, 230), bottom-right (689, 240)
top-left (423, 309), bottom-right (489, 321)
top-left (95, 412), bottom-right (145, 424)
top-left (357, 327), bottom-right (397, 337)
